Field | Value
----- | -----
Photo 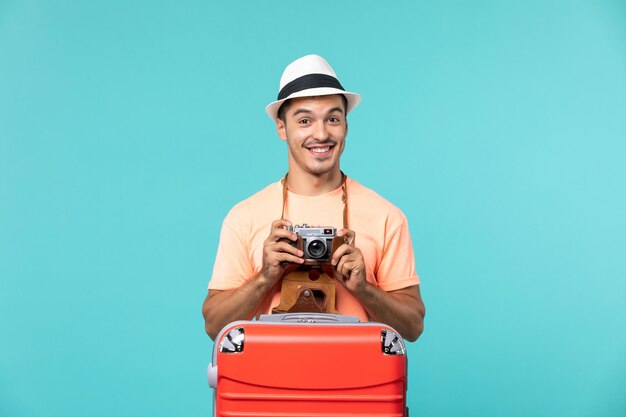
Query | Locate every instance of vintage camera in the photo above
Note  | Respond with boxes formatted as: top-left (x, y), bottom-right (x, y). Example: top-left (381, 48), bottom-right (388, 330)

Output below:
top-left (285, 224), bottom-right (344, 264)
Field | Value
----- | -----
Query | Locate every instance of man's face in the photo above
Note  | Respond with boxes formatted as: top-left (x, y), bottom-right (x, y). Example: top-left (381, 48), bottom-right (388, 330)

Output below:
top-left (276, 94), bottom-right (348, 177)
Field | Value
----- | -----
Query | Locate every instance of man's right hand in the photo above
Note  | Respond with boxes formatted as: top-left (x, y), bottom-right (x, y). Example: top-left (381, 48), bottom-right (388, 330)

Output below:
top-left (261, 219), bottom-right (304, 285)
top-left (203, 219), bottom-right (304, 340)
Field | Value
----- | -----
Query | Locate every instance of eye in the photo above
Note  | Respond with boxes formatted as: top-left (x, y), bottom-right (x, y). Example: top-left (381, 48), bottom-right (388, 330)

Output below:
top-left (298, 118), bottom-right (311, 125)
top-left (328, 116), bottom-right (342, 123)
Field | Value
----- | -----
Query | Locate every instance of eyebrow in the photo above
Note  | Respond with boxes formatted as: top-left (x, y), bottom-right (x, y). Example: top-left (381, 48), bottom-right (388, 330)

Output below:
top-left (291, 107), bottom-right (345, 117)
top-left (327, 107), bottom-right (345, 115)
top-left (292, 108), bottom-right (313, 117)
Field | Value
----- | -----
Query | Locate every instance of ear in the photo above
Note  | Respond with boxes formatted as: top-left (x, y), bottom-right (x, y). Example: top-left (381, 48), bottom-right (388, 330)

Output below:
top-left (276, 118), bottom-right (287, 141)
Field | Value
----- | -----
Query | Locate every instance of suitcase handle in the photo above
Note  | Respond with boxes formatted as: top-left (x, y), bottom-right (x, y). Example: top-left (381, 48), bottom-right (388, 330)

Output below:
top-left (259, 313), bottom-right (360, 323)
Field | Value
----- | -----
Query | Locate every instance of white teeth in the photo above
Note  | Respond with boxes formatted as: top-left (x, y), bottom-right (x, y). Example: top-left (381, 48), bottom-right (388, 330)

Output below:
top-left (311, 147), bottom-right (330, 153)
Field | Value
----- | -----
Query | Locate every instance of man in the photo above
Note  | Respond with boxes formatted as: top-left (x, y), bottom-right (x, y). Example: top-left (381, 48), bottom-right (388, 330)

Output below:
top-left (202, 55), bottom-right (425, 341)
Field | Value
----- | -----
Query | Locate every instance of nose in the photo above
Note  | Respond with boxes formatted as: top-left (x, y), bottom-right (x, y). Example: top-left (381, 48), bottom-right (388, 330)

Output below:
top-left (312, 120), bottom-right (330, 141)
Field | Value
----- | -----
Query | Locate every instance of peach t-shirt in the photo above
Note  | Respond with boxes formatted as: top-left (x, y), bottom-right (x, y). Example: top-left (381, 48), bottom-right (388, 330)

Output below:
top-left (208, 177), bottom-right (420, 322)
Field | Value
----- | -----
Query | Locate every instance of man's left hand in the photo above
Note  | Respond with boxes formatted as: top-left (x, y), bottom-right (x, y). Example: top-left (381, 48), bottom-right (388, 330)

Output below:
top-left (327, 228), bottom-right (367, 294)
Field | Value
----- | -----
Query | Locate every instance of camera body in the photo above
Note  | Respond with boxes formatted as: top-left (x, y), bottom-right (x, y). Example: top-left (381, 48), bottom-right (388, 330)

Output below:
top-left (286, 224), bottom-right (344, 265)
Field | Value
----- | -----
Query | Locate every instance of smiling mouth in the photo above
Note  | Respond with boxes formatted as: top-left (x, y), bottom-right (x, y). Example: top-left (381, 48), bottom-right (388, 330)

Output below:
top-left (310, 146), bottom-right (331, 153)
top-left (305, 144), bottom-right (335, 158)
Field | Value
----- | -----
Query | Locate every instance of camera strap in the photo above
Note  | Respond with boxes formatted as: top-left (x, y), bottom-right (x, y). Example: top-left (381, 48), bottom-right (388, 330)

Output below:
top-left (280, 171), bottom-right (348, 229)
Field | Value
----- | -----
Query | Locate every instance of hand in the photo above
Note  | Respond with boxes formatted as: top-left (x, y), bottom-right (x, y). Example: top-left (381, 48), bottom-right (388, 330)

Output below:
top-left (329, 228), bottom-right (367, 294)
top-left (261, 219), bottom-right (304, 286)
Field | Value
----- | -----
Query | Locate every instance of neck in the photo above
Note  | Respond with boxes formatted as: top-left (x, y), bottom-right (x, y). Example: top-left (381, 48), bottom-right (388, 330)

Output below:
top-left (285, 168), bottom-right (343, 196)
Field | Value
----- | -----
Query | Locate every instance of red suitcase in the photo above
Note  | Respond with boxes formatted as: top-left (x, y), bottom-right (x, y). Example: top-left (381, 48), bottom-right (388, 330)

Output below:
top-left (207, 313), bottom-right (408, 417)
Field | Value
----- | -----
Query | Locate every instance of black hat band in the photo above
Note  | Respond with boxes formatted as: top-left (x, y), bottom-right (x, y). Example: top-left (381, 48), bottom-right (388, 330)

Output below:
top-left (277, 73), bottom-right (345, 101)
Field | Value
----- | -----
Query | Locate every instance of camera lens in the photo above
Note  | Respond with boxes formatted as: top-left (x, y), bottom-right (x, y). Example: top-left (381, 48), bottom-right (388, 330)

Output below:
top-left (307, 239), bottom-right (327, 259)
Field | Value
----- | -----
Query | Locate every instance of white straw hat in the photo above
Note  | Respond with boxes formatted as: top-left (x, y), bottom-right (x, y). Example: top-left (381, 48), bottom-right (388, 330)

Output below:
top-left (265, 54), bottom-right (361, 121)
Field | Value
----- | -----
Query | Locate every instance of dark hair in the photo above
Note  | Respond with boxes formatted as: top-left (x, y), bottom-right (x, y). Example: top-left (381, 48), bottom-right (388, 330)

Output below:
top-left (277, 94), bottom-right (348, 123)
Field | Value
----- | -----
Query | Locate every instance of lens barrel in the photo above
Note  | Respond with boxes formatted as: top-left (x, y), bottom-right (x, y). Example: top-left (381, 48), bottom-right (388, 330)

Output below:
top-left (306, 239), bottom-right (327, 258)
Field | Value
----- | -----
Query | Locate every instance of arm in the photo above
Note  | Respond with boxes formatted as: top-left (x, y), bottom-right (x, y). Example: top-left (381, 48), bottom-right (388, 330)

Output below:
top-left (202, 219), bottom-right (305, 340)
top-left (350, 284), bottom-right (425, 342)
top-left (202, 277), bottom-right (276, 340)
top-left (329, 228), bottom-right (426, 341)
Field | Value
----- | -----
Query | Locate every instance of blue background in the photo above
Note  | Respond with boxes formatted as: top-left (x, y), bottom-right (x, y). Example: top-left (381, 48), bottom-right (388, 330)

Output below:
top-left (1, 1), bottom-right (625, 416)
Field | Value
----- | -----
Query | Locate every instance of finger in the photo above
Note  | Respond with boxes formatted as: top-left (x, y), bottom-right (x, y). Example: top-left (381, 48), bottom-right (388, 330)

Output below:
top-left (336, 255), bottom-right (351, 279)
top-left (268, 228), bottom-right (298, 242)
top-left (273, 252), bottom-right (305, 264)
top-left (341, 260), bottom-right (360, 278)
top-left (344, 229), bottom-right (356, 245)
top-left (271, 219), bottom-right (292, 230)
top-left (337, 228), bottom-right (356, 245)
top-left (331, 244), bottom-right (354, 266)
top-left (266, 245), bottom-right (303, 264)
top-left (271, 241), bottom-right (304, 257)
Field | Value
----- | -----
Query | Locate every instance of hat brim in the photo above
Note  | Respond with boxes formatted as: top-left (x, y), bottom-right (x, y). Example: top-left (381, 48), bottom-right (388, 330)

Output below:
top-left (265, 87), bottom-right (361, 121)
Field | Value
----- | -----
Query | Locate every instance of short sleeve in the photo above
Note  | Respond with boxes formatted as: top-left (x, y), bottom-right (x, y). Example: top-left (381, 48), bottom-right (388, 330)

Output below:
top-left (375, 213), bottom-right (420, 292)
top-left (208, 210), bottom-right (255, 290)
